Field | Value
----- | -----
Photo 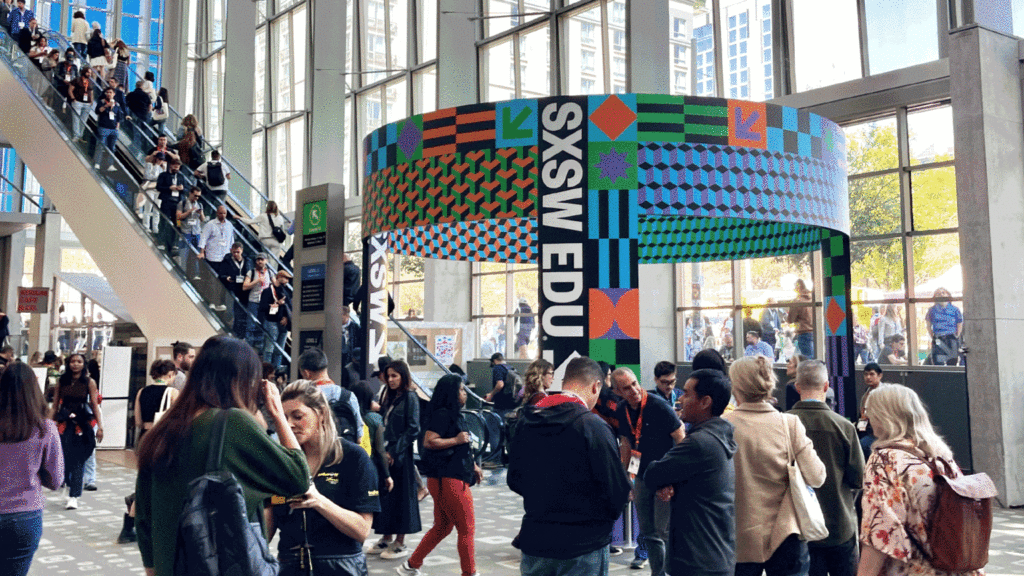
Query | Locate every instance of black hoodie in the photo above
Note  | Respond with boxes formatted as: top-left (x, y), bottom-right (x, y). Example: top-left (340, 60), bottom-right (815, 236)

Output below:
top-left (507, 396), bottom-right (632, 560)
top-left (644, 416), bottom-right (737, 576)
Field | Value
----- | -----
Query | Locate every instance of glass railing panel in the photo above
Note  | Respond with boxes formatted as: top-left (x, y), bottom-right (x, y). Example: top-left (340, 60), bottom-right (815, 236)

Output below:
top-left (0, 32), bottom-right (291, 364)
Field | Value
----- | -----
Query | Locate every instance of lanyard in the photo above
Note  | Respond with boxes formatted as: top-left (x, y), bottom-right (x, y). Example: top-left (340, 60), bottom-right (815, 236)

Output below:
top-left (624, 390), bottom-right (648, 445)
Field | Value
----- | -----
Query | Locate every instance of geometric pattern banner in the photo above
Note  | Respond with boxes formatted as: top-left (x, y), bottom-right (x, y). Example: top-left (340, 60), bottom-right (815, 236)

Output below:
top-left (637, 143), bottom-right (849, 234)
top-left (362, 94), bottom-right (850, 389)
top-left (821, 229), bottom-right (856, 417)
top-left (637, 216), bottom-right (822, 264)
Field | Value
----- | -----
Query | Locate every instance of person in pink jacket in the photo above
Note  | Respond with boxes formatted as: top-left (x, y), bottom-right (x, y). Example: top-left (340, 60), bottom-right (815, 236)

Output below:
top-left (0, 362), bottom-right (65, 576)
top-left (726, 355), bottom-right (826, 576)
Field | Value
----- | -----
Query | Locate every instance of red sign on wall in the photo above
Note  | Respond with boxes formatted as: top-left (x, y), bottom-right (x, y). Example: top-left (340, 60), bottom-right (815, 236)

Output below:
top-left (17, 287), bottom-right (49, 313)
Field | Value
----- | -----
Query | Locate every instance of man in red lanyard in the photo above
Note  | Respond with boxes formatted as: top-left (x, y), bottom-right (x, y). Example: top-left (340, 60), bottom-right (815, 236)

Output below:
top-left (613, 367), bottom-right (685, 575)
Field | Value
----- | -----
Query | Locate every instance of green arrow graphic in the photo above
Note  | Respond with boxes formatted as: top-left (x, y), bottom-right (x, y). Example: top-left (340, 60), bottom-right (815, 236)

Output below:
top-left (502, 106), bottom-right (533, 140)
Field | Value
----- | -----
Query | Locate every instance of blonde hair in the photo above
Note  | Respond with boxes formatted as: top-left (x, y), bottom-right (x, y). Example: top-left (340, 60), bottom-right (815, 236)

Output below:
top-left (729, 355), bottom-right (776, 403)
top-left (523, 358), bottom-right (553, 398)
top-left (281, 380), bottom-right (343, 473)
top-left (866, 384), bottom-right (953, 461)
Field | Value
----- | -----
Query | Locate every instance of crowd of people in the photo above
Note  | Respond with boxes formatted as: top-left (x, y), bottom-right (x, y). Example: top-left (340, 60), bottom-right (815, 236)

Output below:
top-left (685, 281), bottom-right (965, 369)
top-left (0, 326), bottom-right (989, 576)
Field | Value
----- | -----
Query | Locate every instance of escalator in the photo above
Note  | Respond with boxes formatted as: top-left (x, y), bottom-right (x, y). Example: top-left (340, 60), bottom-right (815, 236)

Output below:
top-left (0, 33), bottom-right (289, 361)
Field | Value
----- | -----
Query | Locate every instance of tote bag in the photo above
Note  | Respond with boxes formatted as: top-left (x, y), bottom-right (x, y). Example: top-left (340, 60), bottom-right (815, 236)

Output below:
top-left (153, 387), bottom-right (173, 424)
top-left (784, 414), bottom-right (829, 541)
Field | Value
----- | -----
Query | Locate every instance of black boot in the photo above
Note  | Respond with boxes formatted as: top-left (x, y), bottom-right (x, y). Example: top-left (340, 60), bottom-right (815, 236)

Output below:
top-left (117, 514), bottom-right (136, 544)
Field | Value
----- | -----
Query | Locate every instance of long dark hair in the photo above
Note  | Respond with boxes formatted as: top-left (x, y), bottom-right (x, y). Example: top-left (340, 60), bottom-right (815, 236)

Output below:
top-left (0, 362), bottom-right (48, 442)
top-left (428, 374), bottom-right (463, 414)
top-left (380, 360), bottom-right (413, 413)
top-left (136, 336), bottom-right (262, 472)
top-left (58, 353), bottom-right (90, 392)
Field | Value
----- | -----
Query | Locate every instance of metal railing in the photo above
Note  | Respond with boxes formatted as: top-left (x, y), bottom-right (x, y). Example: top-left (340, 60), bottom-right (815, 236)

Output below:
top-left (0, 32), bottom-right (291, 364)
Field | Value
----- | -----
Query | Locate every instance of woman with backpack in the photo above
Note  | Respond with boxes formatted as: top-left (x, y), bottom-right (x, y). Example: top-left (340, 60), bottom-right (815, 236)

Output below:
top-left (367, 360), bottom-right (421, 560)
top-left (0, 363), bottom-right (64, 576)
top-left (134, 336), bottom-right (310, 576)
top-left (858, 385), bottom-right (985, 576)
top-left (266, 381), bottom-right (381, 576)
top-left (240, 200), bottom-right (288, 258)
top-left (397, 375), bottom-right (482, 576)
top-left (51, 352), bottom-right (102, 511)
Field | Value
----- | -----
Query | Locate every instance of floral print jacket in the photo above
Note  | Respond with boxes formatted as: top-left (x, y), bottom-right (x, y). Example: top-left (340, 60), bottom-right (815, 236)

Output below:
top-left (860, 443), bottom-right (983, 576)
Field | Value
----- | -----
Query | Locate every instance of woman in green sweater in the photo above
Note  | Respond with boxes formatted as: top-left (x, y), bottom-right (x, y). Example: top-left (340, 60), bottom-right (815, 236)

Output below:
top-left (134, 336), bottom-right (310, 576)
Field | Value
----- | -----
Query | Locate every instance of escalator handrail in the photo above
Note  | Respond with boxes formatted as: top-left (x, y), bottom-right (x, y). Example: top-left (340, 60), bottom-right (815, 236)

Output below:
top-left (44, 29), bottom-right (277, 222)
top-left (388, 315), bottom-right (491, 406)
top-left (34, 30), bottom-right (293, 276)
top-left (0, 34), bottom-right (292, 364)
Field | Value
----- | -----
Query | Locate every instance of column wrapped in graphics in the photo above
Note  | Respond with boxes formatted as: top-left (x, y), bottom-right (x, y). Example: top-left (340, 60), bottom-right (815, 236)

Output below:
top-left (362, 94), bottom-right (855, 415)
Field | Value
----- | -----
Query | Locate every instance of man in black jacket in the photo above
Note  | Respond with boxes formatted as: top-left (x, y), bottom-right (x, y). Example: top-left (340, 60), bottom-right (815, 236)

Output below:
top-left (155, 159), bottom-right (186, 252)
top-left (259, 270), bottom-right (291, 367)
top-left (125, 80), bottom-right (152, 139)
top-left (219, 242), bottom-right (252, 340)
top-left (343, 253), bottom-right (361, 306)
top-left (508, 356), bottom-right (632, 575)
top-left (644, 368), bottom-right (737, 576)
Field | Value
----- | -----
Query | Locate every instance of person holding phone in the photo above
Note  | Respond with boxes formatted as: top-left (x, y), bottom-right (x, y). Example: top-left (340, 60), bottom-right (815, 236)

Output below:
top-left (266, 381), bottom-right (380, 576)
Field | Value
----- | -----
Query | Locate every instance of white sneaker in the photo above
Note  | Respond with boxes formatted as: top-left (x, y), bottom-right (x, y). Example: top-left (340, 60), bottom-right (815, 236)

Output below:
top-left (366, 539), bottom-right (390, 555)
top-left (65, 496), bottom-right (78, 510)
top-left (396, 561), bottom-right (421, 576)
top-left (380, 542), bottom-right (410, 560)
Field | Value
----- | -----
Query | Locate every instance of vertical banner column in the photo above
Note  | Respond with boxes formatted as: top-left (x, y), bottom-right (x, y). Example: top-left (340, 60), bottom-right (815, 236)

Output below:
top-left (361, 233), bottom-right (389, 380)
top-left (820, 230), bottom-right (856, 417)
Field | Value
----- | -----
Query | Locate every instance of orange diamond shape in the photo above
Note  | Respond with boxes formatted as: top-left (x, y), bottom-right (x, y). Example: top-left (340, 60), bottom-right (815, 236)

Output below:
top-left (590, 95), bottom-right (637, 141)
top-left (826, 298), bottom-right (846, 334)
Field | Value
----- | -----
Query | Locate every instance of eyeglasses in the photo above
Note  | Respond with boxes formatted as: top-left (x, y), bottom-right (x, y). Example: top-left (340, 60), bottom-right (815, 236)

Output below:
top-left (545, 371), bottom-right (554, 376)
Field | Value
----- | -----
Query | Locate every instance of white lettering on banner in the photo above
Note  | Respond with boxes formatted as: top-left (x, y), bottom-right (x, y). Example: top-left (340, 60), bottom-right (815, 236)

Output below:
top-left (366, 234), bottom-right (389, 364)
top-left (539, 100), bottom-right (586, 343)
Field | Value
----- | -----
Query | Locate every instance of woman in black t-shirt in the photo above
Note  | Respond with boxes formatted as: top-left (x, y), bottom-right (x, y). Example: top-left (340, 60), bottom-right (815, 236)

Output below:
top-left (267, 381), bottom-right (380, 576)
top-left (397, 375), bottom-right (482, 576)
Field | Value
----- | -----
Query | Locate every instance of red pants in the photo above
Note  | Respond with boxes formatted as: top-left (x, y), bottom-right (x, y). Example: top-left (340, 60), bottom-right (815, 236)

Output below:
top-left (408, 476), bottom-right (476, 576)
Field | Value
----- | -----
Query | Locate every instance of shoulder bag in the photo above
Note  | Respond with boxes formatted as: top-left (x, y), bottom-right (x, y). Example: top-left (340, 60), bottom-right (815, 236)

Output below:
top-left (153, 387), bottom-right (173, 424)
top-left (783, 414), bottom-right (829, 542)
top-left (269, 214), bottom-right (287, 243)
top-left (174, 409), bottom-right (279, 576)
top-left (886, 445), bottom-right (997, 572)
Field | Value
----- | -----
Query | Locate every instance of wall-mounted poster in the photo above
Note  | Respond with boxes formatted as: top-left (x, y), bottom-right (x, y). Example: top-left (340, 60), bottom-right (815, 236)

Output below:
top-left (435, 335), bottom-right (456, 365)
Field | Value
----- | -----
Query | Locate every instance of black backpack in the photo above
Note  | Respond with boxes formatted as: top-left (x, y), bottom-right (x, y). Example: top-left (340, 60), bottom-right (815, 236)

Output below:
top-left (493, 365), bottom-right (523, 410)
top-left (268, 214), bottom-right (287, 243)
top-left (174, 409), bottom-right (278, 576)
top-left (206, 162), bottom-right (225, 186)
top-left (329, 388), bottom-right (360, 443)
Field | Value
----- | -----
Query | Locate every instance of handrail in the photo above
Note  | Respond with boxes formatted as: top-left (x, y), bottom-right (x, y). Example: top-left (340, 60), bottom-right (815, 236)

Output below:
top-left (388, 314), bottom-right (491, 405)
top-left (0, 171), bottom-right (45, 213)
top-left (0, 31), bottom-right (292, 364)
top-left (40, 30), bottom-right (292, 275)
top-left (44, 29), bottom-right (279, 222)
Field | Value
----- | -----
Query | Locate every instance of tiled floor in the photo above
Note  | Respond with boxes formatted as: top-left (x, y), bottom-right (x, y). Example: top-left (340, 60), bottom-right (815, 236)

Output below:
top-left (27, 452), bottom-right (1024, 576)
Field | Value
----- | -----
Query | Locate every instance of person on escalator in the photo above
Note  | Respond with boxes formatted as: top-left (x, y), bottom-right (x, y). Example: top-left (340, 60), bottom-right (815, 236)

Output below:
top-left (176, 187), bottom-right (205, 279)
top-left (92, 86), bottom-right (122, 173)
top-left (219, 242), bottom-right (252, 339)
top-left (16, 17), bottom-right (40, 54)
top-left (155, 159), bottom-right (186, 253)
top-left (242, 253), bottom-right (272, 354)
top-left (6, 0), bottom-right (31, 36)
top-left (198, 206), bottom-right (235, 311)
top-left (53, 49), bottom-right (78, 101)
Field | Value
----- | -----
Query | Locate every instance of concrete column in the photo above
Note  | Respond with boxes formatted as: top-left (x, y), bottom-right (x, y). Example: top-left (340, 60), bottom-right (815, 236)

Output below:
top-left (0, 231), bottom-right (27, 347)
top-left (221, 0), bottom-right (256, 204)
top-left (630, 0), bottom-right (675, 381)
top-left (28, 212), bottom-right (61, 355)
top-left (308, 0), bottom-right (347, 186)
top-left (949, 24), bottom-right (1024, 505)
top-left (422, 0), bottom-right (477, 323)
top-left (161, 0), bottom-right (190, 112)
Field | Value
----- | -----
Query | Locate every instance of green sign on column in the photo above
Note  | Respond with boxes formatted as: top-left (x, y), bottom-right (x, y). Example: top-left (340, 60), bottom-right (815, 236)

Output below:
top-left (303, 200), bottom-right (327, 248)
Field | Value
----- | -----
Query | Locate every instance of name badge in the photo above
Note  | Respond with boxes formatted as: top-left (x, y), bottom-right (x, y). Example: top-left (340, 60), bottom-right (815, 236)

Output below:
top-left (627, 449), bottom-right (641, 479)
top-left (269, 305), bottom-right (279, 315)
top-left (19, 22), bottom-right (24, 29)
top-left (108, 111), bottom-right (116, 121)
top-left (237, 276), bottom-right (244, 283)
top-left (171, 191), bottom-right (179, 198)
top-left (857, 420), bottom-right (868, 432)
top-left (65, 74), bottom-right (71, 83)
top-left (187, 218), bottom-right (198, 227)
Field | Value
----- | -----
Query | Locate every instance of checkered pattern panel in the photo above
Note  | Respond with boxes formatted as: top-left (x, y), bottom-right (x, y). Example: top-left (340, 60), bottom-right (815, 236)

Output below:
top-left (389, 219), bottom-right (537, 264)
